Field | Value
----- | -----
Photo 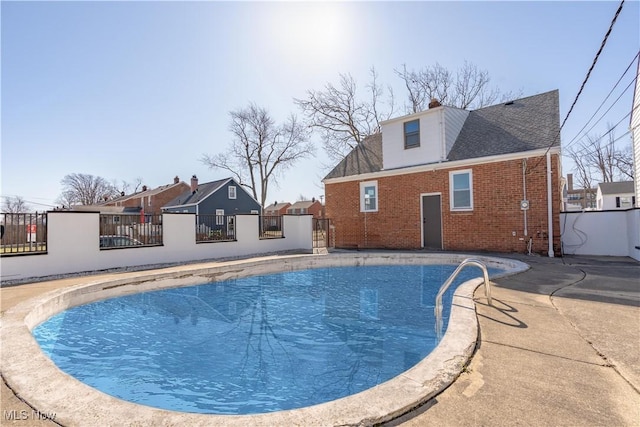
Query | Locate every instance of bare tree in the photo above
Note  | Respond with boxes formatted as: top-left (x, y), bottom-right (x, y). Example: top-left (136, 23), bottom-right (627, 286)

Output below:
top-left (294, 67), bottom-right (394, 162)
top-left (567, 125), bottom-right (633, 186)
top-left (395, 61), bottom-right (521, 113)
top-left (1, 196), bottom-right (31, 213)
top-left (113, 177), bottom-right (144, 196)
top-left (615, 145), bottom-right (634, 180)
top-left (201, 104), bottom-right (313, 209)
top-left (57, 173), bottom-right (120, 206)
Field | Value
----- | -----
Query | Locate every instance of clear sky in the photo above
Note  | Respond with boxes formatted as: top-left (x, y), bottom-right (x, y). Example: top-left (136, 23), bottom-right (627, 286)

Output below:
top-left (2, 1), bottom-right (638, 210)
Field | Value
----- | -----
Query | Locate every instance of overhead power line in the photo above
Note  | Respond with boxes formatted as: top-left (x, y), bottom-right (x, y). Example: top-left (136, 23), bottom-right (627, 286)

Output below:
top-left (565, 107), bottom-right (635, 156)
top-left (560, 0), bottom-right (625, 132)
top-left (527, 0), bottom-right (626, 174)
top-left (562, 130), bottom-right (631, 160)
top-left (564, 50), bottom-right (639, 149)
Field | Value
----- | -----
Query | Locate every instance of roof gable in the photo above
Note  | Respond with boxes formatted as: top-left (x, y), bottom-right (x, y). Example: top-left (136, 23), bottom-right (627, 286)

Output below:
top-left (288, 200), bottom-right (320, 210)
top-left (447, 90), bottom-right (560, 160)
top-left (265, 202), bottom-right (291, 211)
top-left (324, 133), bottom-right (382, 179)
top-left (163, 178), bottom-right (231, 208)
top-left (324, 90), bottom-right (560, 180)
top-left (598, 181), bottom-right (634, 195)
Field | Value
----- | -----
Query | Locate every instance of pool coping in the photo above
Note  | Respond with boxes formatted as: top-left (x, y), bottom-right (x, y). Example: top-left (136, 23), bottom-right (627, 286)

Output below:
top-left (1, 252), bottom-right (528, 426)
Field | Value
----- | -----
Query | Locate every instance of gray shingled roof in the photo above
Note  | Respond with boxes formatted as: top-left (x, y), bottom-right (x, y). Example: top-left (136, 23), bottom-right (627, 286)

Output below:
top-left (265, 202), bottom-right (291, 211)
top-left (163, 178), bottom-right (230, 207)
top-left (324, 133), bottom-right (382, 179)
top-left (288, 200), bottom-right (320, 210)
top-left (324, 90), bottom-right (559, 179)
top-left (598, 181), bottom-right (634, 195)
top-left (448, 90), bottom-right (559, 160)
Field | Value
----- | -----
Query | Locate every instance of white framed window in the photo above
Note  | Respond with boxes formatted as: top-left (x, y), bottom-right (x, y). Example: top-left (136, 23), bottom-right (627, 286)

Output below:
top-left (216, 209), bottom-right (225, 225)
top-left (360, 181), bottom-right (378, 212)
top-left (250, 210), bottom-right (259, 214)
top-left (404, 119), bottom-right (420, 148)
top-left (228, 186), bottom-right (237, 199)
top-left (450, 169), bottom-right (473, 211)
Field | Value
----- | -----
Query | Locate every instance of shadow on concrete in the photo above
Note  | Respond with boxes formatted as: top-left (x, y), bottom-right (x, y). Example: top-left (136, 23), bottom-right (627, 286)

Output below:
top-left (475, 298), bottom-right (528, 328)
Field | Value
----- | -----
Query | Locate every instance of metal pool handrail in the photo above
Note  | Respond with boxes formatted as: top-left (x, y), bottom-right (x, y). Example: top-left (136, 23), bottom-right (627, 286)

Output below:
top-left (435, 258), bottom-right (492, 339)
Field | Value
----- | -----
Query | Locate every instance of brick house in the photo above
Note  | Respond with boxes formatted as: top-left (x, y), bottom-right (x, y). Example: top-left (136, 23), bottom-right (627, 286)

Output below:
top-left (563, 173), bottom-right (596, 211)
top-left (323, 90), bottom-right (562, 256)
top-left (287, 199), bottom-right (324, 218)
top-left (103, 176), bottom-right (189, 216)
top-left (264, 202), bottom-right (292, 216)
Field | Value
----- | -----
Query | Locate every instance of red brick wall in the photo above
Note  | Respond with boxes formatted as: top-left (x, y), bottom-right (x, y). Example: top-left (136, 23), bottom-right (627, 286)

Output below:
top-left (325, 154), bottom-right (562, 255)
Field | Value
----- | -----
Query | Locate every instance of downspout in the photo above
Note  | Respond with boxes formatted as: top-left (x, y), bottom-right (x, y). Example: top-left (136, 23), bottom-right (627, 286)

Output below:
top-left (546, 151), bottom-right (555, 257)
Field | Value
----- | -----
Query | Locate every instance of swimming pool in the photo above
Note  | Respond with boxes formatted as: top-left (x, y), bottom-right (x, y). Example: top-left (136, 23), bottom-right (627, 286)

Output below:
top-left (2, 253), bottom-right (528, 425)
top-left (33, 264), bottom-right (500, 414)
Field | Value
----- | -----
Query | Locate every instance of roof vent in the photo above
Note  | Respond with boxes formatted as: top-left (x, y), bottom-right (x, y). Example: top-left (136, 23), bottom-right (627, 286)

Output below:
top-left (505, 101), bottom-right (514, 106)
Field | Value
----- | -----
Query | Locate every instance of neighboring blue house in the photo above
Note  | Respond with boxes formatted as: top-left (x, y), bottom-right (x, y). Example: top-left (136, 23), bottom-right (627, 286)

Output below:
top-left (162, 176), bottom-right (260, 235)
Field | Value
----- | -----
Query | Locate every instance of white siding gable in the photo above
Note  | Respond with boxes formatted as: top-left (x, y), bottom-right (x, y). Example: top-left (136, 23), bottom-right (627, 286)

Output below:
top-left (381, 106), bottom-right (468, 171)
top-left (444, 108), bottom-right (470, 154)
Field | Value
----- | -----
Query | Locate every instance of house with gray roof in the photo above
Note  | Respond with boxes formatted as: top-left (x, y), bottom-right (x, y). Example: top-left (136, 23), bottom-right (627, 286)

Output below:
top-left (596, 181), bottom-right (635, 210)
top-left (264, 201), bottom-right (292, 216)
top-left (323, 90), bottom-right (562, 256)
top-left (287, 199), bottom-right (323, 218)
top-left (162, 176), bottom-right (260, 234)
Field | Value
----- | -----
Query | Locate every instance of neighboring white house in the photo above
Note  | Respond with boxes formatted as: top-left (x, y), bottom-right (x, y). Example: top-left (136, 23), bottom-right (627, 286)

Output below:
top-left (596, 181), bottom-right (635, 210)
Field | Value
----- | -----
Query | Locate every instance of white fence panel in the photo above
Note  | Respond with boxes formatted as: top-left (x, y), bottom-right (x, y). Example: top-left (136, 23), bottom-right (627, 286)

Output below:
top-left (561, 209), bottom-right (640, 260)
top-left (1, 212), bottom-right (313, 282)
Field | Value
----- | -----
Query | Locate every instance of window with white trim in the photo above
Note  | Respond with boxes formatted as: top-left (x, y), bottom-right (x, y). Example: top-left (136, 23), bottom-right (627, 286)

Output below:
top-left (216, 209), bottom-right (225, 225)
top-left (360, 181), bottom-right (378, 212)
top-left (404, 119), bottom-right (420, 149)
top-left (450, 170), bottom-right (473, 210)
top-left (228, 186), bottom-right (237, 199)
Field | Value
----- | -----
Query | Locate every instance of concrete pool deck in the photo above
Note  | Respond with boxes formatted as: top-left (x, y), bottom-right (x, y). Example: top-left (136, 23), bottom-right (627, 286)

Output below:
top-left (1, 252), bottom-right (639, 426)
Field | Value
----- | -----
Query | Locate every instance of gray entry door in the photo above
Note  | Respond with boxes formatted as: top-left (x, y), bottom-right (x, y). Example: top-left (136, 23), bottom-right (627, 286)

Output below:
top-left (422, 195), bottom-right (442, 249)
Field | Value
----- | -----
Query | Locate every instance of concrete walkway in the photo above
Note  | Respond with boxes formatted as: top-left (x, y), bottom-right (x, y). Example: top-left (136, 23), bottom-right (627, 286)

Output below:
top-left (392, 254), bottom-right (640, 427)
top-left (1, 254), bottom-right (639, 426)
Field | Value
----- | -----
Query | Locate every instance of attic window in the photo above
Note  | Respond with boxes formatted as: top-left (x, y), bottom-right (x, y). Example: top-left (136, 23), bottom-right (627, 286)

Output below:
top-left (404, 119), bottom-right (420, 149)
top-left (228, 186), bottom-right (237, 199)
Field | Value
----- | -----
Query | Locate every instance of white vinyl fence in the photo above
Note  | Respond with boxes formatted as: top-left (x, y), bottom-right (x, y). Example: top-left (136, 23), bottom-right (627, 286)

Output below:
top-left (560, 208), bottom-right (640, 260)
top-left (1, 212), bottom-right (313, 282)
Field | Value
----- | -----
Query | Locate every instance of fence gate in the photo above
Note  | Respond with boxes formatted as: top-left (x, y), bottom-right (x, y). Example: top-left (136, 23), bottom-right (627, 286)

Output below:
top-left (313, 218), bottom-right (333, 248)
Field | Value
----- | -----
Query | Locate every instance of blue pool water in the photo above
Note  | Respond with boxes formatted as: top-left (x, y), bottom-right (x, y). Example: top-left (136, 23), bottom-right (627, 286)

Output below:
top-left (33, 264), bottom-right (499, 414)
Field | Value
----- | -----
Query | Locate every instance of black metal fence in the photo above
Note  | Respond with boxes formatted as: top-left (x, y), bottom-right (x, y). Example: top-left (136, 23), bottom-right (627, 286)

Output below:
top-left (0, 212), bottom-right (48, 255)
top-left (99, 213), bottom-right (163, 249)
top-left (259, 215), bottom-right (283, 239)
top-left (196, 214), bottom-right (236, 243)
top-left (313, 218), bottom-right (333, 248)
